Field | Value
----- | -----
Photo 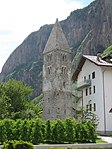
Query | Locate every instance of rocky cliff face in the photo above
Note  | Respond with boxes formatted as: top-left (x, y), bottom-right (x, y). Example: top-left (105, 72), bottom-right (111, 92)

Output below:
top-left (0, 0), bottom-right (112, 97)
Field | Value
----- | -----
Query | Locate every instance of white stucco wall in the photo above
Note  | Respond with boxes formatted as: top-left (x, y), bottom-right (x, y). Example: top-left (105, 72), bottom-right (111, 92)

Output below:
top-left (102, 67), bottom-right (112, 132)
top-left (77, 60), bottom-right (106, 132)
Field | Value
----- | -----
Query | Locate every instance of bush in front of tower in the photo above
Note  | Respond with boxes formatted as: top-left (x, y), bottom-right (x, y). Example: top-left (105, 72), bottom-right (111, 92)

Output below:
top-left (0, 118), bottom-right (97, 145)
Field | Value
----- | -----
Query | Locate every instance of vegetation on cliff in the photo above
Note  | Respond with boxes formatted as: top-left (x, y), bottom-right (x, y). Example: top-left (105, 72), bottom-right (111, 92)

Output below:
top-left (102, 45), bottom-right (112, 58)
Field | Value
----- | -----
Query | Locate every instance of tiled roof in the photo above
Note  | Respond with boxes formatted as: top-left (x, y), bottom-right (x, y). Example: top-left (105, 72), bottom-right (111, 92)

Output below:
top-left (83, 55), bottom-right (112, 66)
top-left (72, 55), bottom-right (112, 80)
top-left (43, 19), bottom-right (71, 54)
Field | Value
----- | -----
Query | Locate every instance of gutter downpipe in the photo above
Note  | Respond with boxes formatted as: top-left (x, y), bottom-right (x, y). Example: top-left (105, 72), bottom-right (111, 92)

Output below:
top-left (102, 68), bottom-right (106, 135)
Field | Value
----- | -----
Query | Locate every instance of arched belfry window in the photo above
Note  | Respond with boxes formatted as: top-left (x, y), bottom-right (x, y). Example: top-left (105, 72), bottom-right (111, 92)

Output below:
top-left (47, 53), bottom-right (52, 62)
top-left (61, 53), bottom-right (67, 61)
top-left (62, 66), bottom-right (67, 74)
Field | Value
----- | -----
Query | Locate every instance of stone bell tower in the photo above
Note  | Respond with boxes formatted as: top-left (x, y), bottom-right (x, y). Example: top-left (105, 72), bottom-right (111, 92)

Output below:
top-left (43, 19), bottom-right (72, 120)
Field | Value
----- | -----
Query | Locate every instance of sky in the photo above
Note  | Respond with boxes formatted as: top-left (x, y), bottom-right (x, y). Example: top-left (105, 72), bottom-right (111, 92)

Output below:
top-left (0, 0), bottom-right (94, 72)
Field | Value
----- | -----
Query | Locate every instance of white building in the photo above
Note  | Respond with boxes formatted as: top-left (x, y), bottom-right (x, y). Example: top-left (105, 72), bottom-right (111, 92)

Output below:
top-left (72, 55), bottom-right (112, 135)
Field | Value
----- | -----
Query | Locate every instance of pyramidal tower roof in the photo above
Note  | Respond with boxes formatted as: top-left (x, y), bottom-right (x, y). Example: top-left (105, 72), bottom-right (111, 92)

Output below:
top-left (43, 19), bottom-right (71, 54)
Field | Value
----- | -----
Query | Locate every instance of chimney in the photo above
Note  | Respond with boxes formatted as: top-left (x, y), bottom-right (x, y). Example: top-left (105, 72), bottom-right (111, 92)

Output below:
top-left (97, 52), bottom-right (102, 62)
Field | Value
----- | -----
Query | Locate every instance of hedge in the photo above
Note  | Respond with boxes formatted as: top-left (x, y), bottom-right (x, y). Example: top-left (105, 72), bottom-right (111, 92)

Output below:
top-left (0, 118), bottom-right (97, 144)
top-left (2, 140), bottom-right (34, 149)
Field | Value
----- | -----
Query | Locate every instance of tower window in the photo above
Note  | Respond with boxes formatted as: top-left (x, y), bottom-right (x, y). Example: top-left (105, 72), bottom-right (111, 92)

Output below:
top-left (63, 55), bottom-right (65, 61)
top-left (57, 108), bottom-right (60, 113)
top-left (61, 53), bottom-right (66, 61)
top-left (48, 66), bottom-right (52, 74)
top-left (47, 53), bottom-right (52, 62)
top-left (62, 66), bottom-right (67, 74)
top-left (63, 82), bottom-right (66, 88)
top-left (49, 54), bottom-right (52, 61)
top-left (47, 55), bottom-right (49, 61)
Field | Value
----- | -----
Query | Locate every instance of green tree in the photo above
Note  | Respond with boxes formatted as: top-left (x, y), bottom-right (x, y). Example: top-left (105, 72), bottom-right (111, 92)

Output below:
top-left (0, 80), bottom-right (34, 119)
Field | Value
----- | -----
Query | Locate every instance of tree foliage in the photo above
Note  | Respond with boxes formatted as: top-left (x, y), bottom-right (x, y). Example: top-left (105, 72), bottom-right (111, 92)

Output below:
top-left (0, 79), bottom-right (42, 119)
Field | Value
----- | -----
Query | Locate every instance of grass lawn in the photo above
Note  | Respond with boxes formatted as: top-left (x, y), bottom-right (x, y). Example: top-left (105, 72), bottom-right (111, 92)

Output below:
top-left (96, 138), bottom-right (107, 143)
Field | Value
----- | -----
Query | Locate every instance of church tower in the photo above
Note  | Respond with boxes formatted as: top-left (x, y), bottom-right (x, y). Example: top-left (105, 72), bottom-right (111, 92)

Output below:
top-left (43, 19), bottom-right (72, 120)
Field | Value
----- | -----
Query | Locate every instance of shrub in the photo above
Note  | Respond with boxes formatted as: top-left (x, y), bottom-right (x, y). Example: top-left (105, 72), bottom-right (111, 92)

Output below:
top-left (45, 120), bottom-right (52, 143)
top-left (31, 119), bottom-right (43, 144)
top-left (19, 120), bottom-right (29, 141)
top-left (0, 118), bottom-right (97, 144)
top-left (52, 119), bottom-right (65, 143)
top-left (2, 140), bottom-right (34, 149)
top-left (85, 121), bottom-right (97, 143)
top-left (65, 118), bottom-right (75, 143)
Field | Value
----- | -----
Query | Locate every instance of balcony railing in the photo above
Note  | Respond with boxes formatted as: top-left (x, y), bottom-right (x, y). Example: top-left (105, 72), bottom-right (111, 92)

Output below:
top-left (77, 79), bottom-right (91, 89)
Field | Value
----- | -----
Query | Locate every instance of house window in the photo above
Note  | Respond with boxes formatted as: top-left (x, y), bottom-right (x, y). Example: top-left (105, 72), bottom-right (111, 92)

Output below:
top-left (89, 74), bottom-right (91, 79)
top-left (94, 103), bottom-right (96, 111)
top-left (109, 108), bottom-right (112, 113)
top-left (90, 104), bottom-right (92, 111)
top-left (86, 88), bottom-right (88, 96)
top-left (84, 76), bottom-right (86, 81)
top-left (89, 87), bottom-right (91, 95)
top-left (92, 72), bottom-right (95, 79)
top-left (93, 86), bottom-right (95, 94)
